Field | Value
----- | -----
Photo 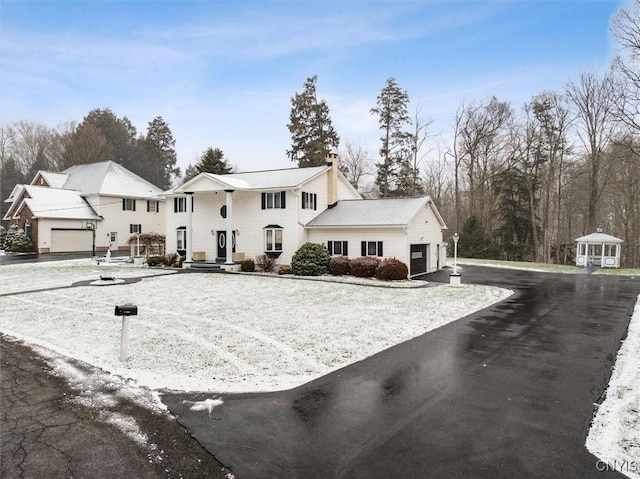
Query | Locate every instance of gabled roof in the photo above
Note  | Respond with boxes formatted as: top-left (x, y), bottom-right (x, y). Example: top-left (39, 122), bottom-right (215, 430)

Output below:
top-left (31, 171), bottom-right (69, 188)
top-left (3, 185), bottom-right (101, 221)
top-left (61, 161), bottom-right (163, 197)
top-left (173, 165), bottom-right (329, 193)
top-left (306, 197), bottom-right (447, 229)
top-left (575, 232), bottom-right (623, 243)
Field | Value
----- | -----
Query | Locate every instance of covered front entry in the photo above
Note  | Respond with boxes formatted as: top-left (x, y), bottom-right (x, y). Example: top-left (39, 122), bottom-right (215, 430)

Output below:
top-left (410, 243), bottom-right (429, 276)
top-left (51, 229), bottom-right (93, 253)
top-left (216, 230), bottom-right (236, 261)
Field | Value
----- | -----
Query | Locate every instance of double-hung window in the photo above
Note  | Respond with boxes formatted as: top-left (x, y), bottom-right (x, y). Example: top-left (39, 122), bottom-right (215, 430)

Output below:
top-left (264, 226), bottom-right (283, 252)
top-left (123, 198), bottom-right (136, 211)
top-left (147, 200), bottom-right (159, 213)
top-left (327, 241), bottom-right (348, 256)
top-left (261, 191), bottom-right (286, 209)
top-left (176, 228), bottom-right (187, 250)
top-left (174, 197), bottom-right (187, 213)
top-left (130, 224), bottom-right (142, 234)
top-left (361, 241), bottom-right (383, 257)
top-left (302, 192), bottom-right (317, 210)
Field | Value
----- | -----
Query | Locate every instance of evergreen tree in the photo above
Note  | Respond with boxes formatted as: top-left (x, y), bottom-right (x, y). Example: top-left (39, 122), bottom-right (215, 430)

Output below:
top-left (195, 148), bottom-right (233, 175)
top-left (370, 77), bottom-right (413, 197)
top-left (138, 116), bottom-right (180, 190)
top-left (456, 215), bottom-right (492, 258)
top-left (81, 108), bottom-right (137, 169)
top-left (0, 158), bottom-right (26, 219)
top-left (287, 75), bottom-right (339, 167)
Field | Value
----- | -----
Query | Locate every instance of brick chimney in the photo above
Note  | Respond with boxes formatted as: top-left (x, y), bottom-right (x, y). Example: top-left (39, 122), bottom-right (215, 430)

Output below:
top-left (326, 152), bottom-right (338, 208)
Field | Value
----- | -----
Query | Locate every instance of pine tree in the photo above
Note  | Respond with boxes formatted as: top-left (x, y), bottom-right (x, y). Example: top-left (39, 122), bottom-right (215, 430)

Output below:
top-left (370, 77), bottom-right (413, 197)
top-left (195, 148), bottom-right (233, 175)
top-left (139, 116), bottom-right (180, 190)
top-left (287, 75), bottom-right (339, 167)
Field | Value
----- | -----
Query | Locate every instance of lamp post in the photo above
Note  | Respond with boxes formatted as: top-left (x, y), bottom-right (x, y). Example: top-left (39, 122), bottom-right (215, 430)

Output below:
top-left (453, 233), bottom-right (459, 275)
top-left (450, 233), bottom-right (461, 286)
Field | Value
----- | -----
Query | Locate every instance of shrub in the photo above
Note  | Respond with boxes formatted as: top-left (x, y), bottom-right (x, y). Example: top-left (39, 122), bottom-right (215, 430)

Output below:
top-left (350, 256), bottom-right (381, 277)
top-left (255, 254), bottom-right (277, 273)
top-left (278, 264), bottom-right (292, 275)
top-left (146, 255), bottom-right (165, 266)
top-left (375, 257), bottom-right (408, 281)
top-left (291, 242), bottom-right (331, 276)
top-left (330, 256), bottom-right (350, 276)
top-left (241, 258), bottom-right (255, 272)
top-left (3, 224), bottom-right (33, 252)
top-left (164, 252), bottom-right (182, 267)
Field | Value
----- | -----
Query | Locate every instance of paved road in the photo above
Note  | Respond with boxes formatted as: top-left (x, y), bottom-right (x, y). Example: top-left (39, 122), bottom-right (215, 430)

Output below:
top-left (0, 335), bottom-right (230, 479)
top-left (163, 266), bottom-right (639, 479)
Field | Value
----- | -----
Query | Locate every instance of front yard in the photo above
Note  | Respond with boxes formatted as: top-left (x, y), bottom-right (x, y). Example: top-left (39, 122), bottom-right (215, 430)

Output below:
top-left (0, 259), bottom-right (511, 392)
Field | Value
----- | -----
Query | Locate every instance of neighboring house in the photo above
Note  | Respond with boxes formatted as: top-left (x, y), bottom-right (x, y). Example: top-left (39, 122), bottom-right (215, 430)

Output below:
top-left (167, 154), bottom-right (448, 276)
top-left (3, 161), bottom-right (164, 254)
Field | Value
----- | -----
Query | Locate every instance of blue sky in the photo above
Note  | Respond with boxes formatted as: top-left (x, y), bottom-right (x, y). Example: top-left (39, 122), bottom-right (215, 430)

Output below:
top-left (2, 0), bottom-right (623, 174)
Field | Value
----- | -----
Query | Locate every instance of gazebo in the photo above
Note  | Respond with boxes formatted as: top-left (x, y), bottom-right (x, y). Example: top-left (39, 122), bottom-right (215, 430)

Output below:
top-left (575, 228), bottom-right (623, 268)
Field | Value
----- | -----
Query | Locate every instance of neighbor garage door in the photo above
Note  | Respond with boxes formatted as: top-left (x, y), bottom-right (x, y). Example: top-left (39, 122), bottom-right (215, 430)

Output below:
top-left (50, 229), bottom-right (93, 253)
top-left (410, 244), bottom-right (429, 276)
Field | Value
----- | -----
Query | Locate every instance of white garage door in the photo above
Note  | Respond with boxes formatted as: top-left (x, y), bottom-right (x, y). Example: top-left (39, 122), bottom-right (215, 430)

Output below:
top-left (51, 229), bottom-right (93, 253)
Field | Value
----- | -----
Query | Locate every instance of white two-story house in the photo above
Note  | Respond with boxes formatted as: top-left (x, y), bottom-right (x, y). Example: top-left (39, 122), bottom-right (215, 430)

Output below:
top-left (166, 154), bottom-right (448, 276)
top-left (3, 161), bottom-right (164, 254)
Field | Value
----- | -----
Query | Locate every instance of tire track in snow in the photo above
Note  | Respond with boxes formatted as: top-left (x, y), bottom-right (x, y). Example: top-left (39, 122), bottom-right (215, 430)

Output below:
top-left (3, 294), bottom-right (258, 376)
top-left (39, 289), bottom-right (328, 374)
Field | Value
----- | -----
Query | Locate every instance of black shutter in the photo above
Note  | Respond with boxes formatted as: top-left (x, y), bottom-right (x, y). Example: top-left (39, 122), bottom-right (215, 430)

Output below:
top-left (378, 241), bottom-right (383, 257)
top-left (191, 196), bottom-right (194, 212)
top-left (327, 241), bottom-right (333, 255)
top-left (281, 191), bottom-right (286, 208)
top-left (147, 201), bottom-right (150, 212)
top-left (138, 224), bottom-right (142, 233)
top-left (123, 198), bottom-right (126, 210)
top-left (261, 193), bottom-right (266, 210)
top-left (174, 198), bottom-right (177, 212)
top-left (129, 224), bottom-right (133, 233)
top-left (314, 193), bottom-right (317, 210)
top-left (132, 199), bottom-right (136, 211)
top-left (361, 241), bottom-right (366, 256)
top-left (343, 241), bottom-right (348, 257)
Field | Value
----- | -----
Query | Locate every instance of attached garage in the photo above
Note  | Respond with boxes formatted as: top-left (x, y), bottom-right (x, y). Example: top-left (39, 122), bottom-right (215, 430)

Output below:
top-left (410, 244), bottom-right (429, 276)
top-left (51, 229), bottom-right (93, 253)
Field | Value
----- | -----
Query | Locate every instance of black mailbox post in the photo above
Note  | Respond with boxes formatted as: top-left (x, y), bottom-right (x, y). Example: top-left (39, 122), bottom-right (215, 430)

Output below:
top-left (115, 304), bottom-right (137, 361)
top-left (115, 304), bottom-right (138, 316)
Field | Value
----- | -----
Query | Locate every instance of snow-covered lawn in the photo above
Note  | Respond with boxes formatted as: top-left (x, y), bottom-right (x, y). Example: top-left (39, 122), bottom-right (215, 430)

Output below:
top-left (0, 261), bottom-right (511, 392)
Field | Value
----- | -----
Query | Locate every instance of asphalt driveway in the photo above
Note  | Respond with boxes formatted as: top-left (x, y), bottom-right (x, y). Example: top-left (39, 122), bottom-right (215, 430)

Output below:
top-left (163, 266), bottom-right (639, 478)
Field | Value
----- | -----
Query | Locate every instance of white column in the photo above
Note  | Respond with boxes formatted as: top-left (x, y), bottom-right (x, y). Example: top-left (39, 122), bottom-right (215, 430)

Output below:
top-left (225, 190), bottom-right (234, 264)
top-left (185, 192), bottom-right (193, 263)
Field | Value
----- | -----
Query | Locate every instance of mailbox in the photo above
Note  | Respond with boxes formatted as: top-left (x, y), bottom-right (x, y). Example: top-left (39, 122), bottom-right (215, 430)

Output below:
top-left (115, 304), bottom-right (138, 316)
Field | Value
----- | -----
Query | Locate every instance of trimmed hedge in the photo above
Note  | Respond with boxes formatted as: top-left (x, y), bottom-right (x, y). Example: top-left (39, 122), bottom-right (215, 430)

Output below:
top-left (291, 242), bottom-right (331, 276)
top-left (349, 256), bottom-right (381, 277)
top-left (375, 257), bottom-right (408, 281)
top-left (330, 256), bottom-right (350, 276)
top-left (241, 258), bottom-right (255, 272)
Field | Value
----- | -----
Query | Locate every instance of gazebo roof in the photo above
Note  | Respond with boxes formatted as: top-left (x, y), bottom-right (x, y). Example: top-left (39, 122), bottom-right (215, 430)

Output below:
top-left (575, 232), bottom-right (623, 243)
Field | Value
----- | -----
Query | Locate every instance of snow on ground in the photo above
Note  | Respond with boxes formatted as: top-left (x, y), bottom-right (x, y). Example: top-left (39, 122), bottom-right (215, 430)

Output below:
top-left (0, 258), bottom-right (176, 295)
top-left (0, 261), bottom-right (512, 392)
top-left (586, 294), bottom-right (640, 479)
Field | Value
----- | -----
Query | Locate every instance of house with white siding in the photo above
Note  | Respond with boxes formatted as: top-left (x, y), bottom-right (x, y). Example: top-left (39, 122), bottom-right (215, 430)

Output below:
top-left (167, 154), bottom-right (448, 276)
top-left (3, 161), bottom-right (164, 254)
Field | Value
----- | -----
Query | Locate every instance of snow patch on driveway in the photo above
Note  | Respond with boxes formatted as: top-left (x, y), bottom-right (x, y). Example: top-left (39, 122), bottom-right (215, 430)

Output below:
top-left (586, 294), bottom-right (640, 479)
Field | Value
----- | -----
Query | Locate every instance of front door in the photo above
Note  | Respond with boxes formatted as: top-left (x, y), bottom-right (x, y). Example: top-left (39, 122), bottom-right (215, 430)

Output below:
top-left (216, 230), bottom-right (236, 260)
top-left (410, 244), bottom-right (429, 276)
top-left (109, 232), bottom-right (118, 251)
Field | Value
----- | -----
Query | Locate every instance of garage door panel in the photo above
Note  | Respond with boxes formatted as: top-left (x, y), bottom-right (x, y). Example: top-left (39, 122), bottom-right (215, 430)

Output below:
top-left (51, 230), bottom-right (93, 253)
top-left (410, 244), bottom-right (429, 276)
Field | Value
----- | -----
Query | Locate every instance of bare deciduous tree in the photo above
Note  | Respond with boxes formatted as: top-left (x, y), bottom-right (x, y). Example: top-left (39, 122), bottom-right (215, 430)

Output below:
top-left (339, 141), bottom-right (373, 191)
